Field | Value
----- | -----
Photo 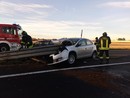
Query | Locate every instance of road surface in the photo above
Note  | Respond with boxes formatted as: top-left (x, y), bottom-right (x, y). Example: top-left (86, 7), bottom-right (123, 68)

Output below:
top-left (0, 49), bottom-right (129, 98)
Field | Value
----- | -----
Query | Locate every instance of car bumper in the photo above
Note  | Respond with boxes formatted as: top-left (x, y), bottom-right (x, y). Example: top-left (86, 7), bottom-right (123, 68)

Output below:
top-left (48, 50), bottom-right (68, 65)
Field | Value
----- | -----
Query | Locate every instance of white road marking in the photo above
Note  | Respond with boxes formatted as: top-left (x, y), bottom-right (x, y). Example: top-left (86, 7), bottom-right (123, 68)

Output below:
top-left (0, 62), bottom-right (130, 79)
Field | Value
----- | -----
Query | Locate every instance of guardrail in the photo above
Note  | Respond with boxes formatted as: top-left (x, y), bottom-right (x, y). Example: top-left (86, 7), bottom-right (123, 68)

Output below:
top-left (0, 45), bottom-right (60, 61)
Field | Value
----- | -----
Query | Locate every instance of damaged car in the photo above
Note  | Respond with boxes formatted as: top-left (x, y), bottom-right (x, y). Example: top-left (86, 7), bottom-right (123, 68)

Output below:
top-left (49, 38), bottom-right (97, 65)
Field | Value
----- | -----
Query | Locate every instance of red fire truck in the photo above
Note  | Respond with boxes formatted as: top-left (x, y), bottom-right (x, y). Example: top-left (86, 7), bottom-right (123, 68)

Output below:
top-left (0, 24), bottom-right (22, 52)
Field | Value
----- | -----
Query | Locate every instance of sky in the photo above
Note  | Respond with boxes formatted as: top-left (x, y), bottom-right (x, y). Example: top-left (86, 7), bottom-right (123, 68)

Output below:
top-left (0, 0), bottom-right (130, 41)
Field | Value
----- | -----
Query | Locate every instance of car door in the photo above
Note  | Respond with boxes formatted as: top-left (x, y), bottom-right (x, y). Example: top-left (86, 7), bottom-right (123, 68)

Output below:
top-left (75, 39), bottom-right (88, 58)
top-left (85, 39), bottom-right (94, 56)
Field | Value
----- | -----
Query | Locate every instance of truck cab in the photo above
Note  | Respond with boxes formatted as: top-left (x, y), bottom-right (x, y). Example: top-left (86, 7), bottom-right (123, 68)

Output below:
top-left (0, 24), bottom-right (22, 52)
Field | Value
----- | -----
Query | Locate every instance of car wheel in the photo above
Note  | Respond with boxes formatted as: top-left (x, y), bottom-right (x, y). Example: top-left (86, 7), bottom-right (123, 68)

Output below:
top-left (67, 53), bottom-right (76, 65)
top-left (92, 51), bottom-right (98, 60)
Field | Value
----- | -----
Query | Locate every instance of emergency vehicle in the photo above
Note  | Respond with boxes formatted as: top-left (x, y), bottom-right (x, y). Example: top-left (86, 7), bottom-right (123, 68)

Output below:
top-left (0, 24), bottom-right (22, 52)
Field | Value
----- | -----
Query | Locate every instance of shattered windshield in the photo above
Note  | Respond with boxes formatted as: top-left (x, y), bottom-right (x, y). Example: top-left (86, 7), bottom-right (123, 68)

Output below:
top-left (67, 38), bottom-right (80, 45)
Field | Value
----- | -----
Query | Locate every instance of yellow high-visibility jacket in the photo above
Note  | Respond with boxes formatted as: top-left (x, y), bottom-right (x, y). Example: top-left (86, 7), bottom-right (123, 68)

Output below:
top-left (99, 36), bottom-right (111, 50)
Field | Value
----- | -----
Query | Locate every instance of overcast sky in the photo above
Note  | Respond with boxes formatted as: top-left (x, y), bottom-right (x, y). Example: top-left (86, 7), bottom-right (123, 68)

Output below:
top-left (0, 0), bottom-right (130, 40)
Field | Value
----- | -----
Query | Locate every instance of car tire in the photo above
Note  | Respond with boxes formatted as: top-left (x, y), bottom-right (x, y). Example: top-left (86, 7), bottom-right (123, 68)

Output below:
top-left (67, 53), bottom-right (76, 65)
top-left (92, 51), bottom-right (98, 60)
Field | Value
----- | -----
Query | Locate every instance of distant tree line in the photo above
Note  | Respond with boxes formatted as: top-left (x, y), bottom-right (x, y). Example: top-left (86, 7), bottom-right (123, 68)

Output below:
top-left (117, 38), bottom-right (125, 41)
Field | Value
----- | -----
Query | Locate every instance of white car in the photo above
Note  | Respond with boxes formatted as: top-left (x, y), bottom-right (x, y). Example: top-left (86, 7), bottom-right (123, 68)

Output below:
top-left (49, 38), bottom-right (97, 65)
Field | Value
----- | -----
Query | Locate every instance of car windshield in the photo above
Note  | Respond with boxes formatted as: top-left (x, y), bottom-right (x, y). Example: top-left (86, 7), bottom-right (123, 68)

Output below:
top-left (61, 38), bottom-right (80, 46)
top-left (67, 38), bottom-right (80, 45)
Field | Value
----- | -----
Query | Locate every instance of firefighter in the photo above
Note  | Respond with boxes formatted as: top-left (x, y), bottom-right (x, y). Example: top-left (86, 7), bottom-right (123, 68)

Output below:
top-left (21, 31), bottom-right (33, 49)
top-left (94, 37), bottom-right (99, 52)
top-left (98, 32), bottom-right (111, 64)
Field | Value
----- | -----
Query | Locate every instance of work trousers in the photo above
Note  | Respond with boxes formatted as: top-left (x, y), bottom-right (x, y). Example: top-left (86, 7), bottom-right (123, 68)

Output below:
top-left (99, 50), bottom-right (109, 63)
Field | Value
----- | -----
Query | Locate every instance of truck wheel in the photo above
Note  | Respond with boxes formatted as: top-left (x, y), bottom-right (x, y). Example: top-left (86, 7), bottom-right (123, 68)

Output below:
top-left (0, 44), bottom-right (10, 52)
top-left (67, 53), bottom-right (76, 65)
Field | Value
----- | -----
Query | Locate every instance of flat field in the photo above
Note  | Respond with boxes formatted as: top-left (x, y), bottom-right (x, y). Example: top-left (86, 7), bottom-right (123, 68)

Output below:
top-left (110, 41), bottom-right (130, 49)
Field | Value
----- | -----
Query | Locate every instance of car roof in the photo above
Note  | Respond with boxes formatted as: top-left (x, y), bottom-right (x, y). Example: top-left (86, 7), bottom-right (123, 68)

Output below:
top-left (62, 38), bottom-right (91, 45)
top-left (59, 38), bottom-right (91, 43)
top-left (67, 38), bottom-right (89, 40)
top-left (68, 38), bottom-right (83, 39)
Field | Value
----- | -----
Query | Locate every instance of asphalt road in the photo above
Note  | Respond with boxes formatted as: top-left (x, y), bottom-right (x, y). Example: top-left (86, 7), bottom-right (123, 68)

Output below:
top-left (0, 49), bottom-right (130, 98)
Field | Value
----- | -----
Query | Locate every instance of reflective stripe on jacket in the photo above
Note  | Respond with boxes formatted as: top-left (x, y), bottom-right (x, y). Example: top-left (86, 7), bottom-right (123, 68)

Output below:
top-left (99, 37), bottom-right (111, 50)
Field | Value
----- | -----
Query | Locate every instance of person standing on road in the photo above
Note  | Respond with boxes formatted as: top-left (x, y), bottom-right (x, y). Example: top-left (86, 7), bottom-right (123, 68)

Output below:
top-left (94, 37), bottom-right (99, 53)
top-left (21, 31), bottom-right (33, 49)
top-left (98, 32), bottom-right (111, 64)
